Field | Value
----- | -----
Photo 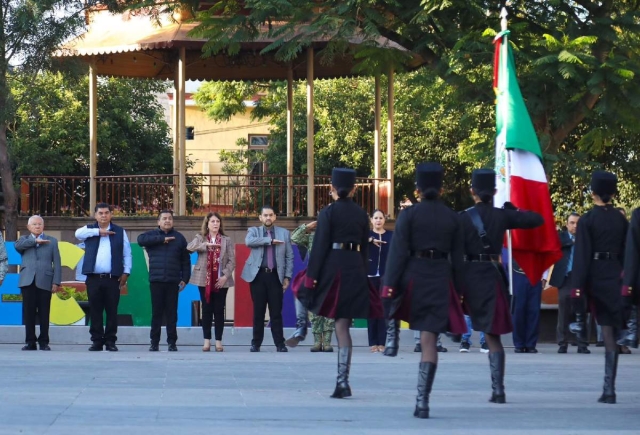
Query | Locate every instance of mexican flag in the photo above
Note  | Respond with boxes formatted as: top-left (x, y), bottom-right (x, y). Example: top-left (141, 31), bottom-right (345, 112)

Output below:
top-left (493, 28), bottom-right (562, 285)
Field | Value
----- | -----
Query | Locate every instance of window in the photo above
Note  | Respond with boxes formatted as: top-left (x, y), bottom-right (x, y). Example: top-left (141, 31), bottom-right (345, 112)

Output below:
top-left (248, 134), bottom-right (269, 149)
top-left (186, 126), bottom-right (195, 140)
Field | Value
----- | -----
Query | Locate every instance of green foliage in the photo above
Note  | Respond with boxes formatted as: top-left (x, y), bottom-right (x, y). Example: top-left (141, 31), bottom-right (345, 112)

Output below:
top-left (8, 71), bottom-right (173, 177)
top-left (194, 69), bottom-right (487, 209)
top-left (2, 286), bottom-right (87, 302)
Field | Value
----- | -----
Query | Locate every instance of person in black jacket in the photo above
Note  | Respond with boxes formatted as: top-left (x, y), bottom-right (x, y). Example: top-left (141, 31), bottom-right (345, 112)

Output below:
top-left (548, 213), bottom-right (589, 353)
top-left (459, 169), bottom-right (543, 404)
top-left (302, 168), bottom-right (383, 399)
top-left (570, 171), bottom-right (627, 404)
top-left (138, 210), bottom-right (191, 352)
top-left (620, 208), bottom-right (640, 349)
top-left (382, 163), bottom-right (466, 419)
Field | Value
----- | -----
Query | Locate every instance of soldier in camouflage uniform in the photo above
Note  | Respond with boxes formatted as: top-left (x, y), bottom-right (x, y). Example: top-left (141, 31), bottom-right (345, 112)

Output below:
top-left (290, 222), bottom-right (335, 352)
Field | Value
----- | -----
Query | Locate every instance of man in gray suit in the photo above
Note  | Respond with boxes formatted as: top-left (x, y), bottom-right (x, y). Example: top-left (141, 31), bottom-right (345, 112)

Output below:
top-left (241, 206), bottom-right (293, 352)
top-left (15, 215), bottom-right (62, 351)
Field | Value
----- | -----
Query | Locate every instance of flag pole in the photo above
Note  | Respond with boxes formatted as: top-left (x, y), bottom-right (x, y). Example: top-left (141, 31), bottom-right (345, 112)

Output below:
top-left (500, 6), bottom-right (515, 300)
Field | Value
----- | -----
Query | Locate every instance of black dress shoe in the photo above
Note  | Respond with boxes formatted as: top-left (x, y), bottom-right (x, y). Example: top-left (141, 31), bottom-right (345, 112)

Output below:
top-left (250, 345), bottom-right (260, 352)
top-left (168, 344), bottom-right (178, 352)
top-left (514, 347), bottom-right (526, 353)
top-left (39, 344), bottom-right (51, 351)
top-left (577, 346), bottom-right (591, 354)
top-left (558, 345), bottom-right (568, 354)
top-left (105, 343), bottom-right (118, 352)
top-left (88, 343), bottom-right (103, 351)
top-left (414, 344), bottom-right (422, 353)
top-left (276, 344), bottom-right (288, 352)
top-left (527, 348), bottom-right (538, 354)
top-left (21, 344), bottom-right (37, 351)
top-left (149, 343), bottom-right (159, 352)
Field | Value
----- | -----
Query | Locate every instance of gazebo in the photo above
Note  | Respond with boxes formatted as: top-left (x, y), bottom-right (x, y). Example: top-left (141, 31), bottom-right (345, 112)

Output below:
top-left (54, 6), bottom-right (422, 218)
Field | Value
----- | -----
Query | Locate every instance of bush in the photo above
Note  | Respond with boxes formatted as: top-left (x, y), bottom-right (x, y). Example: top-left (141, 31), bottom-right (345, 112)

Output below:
top-left (1, 286), bottom-right (88, 302)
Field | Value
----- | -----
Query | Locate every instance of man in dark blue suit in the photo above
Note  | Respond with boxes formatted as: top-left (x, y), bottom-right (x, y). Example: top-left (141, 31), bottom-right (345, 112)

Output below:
top-left (549, 213), bottom-right (589, 354)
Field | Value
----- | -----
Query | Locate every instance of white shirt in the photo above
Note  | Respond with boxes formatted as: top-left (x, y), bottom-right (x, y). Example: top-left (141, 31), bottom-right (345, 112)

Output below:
top-left (75, 225), bottom-right (132, 275)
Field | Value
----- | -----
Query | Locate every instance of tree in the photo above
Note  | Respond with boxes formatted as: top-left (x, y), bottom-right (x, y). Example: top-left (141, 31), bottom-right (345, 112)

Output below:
top-left (0, 1), bottom-right (96, 239)
top-left (185, 1), bottom-right (640, 156)
top-left (111, 1), bottom-right (640, 215)
top-left (9, 71), bottom-right (173, 177)
top-left (193, 70), bottom-right (488, 210)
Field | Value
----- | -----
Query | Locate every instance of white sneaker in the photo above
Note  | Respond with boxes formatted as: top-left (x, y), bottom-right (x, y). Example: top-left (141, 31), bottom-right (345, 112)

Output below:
top-left (480, 343), bottom-right (489, 353)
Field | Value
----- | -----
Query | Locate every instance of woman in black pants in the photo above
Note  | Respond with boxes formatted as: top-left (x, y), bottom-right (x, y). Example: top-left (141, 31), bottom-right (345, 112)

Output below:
top-left (367, 209), bottom-right (393, 352)
top-left (188, 212), bottom-right (236, 352)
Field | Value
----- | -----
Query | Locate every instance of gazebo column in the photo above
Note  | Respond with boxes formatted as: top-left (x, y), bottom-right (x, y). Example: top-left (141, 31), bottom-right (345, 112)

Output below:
top-left (89, 61), bottom-right (98, 214)
top-left (387, 68), bottom-right (395, 219)
top-left (172, 77), bottom-right (180, 211)
top-left (373, 74), bottom-right (381, 211)
top-left (306, 48), bottom-right (315, 217)
top-left (286, 64), bottom-right (294, 216)
top-left (177, 47), bottom-right (187, 216)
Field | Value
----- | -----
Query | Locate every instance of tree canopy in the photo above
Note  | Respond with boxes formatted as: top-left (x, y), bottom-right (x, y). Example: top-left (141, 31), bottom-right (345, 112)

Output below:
top-left (0, 0), bottom-right (95, 238)
top-left (9, 72), bottom-right (173, 178)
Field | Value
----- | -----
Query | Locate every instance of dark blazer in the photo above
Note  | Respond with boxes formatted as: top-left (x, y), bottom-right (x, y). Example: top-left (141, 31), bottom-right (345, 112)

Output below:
top-left (548, 230), bottom-right (575, 288)
top-left (15, 234), bottom-right (62, 291)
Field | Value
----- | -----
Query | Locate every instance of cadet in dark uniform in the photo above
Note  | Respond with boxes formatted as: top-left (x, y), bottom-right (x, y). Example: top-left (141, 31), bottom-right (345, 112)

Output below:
top-left (620, 207), bottom-right (640, 349)
top-left (302, 168), bottom-right (383, 399)
top-left (459, 169), bottom-right (543, 404)
top-left (570, 171), bottom-right (627, 404)
top-left (382, 163), bottom-right (466, 419)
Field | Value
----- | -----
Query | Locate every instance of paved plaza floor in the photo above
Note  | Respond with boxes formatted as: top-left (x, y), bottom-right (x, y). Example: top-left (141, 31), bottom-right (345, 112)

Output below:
top-left (0, 341), bottom-right (639, 435)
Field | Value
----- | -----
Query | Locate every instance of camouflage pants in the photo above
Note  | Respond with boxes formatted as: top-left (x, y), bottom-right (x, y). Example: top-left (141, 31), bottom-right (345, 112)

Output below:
top-left (310, 312), bottom-right (335, 334)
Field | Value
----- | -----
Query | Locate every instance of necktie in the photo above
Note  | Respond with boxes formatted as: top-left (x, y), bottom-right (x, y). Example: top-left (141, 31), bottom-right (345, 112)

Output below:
top-left (267, 230), bottom-right (275, 269)
top-left (567, 235), bottom-right (574, 274)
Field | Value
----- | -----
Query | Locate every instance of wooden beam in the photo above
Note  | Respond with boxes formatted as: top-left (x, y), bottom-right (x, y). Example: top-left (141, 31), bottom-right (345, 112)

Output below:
top-left (306, 48), bottom-right (315, 217)
top-left (178, 47), bottom-right (187, 216)
top-left (286, 64), bottom-right (294, 216)
top-left (172, 76), bottom-right (180, 212)
top-left (89, 62), bottom-right (98, 214)
top-left (374, 74), bottom-right (381, 211)
top-left (387, 68), bottom-right (395, 219)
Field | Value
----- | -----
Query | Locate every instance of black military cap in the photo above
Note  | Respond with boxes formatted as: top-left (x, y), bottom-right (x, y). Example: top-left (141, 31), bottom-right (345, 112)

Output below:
top-left (591, 170), bottom-right (617, 196)
top-left (472, 169), bottom-right (496, 194)
top-left (331, 168), bottom-right (356, 190)
top-left (416, 162), bottom-right (444, 190)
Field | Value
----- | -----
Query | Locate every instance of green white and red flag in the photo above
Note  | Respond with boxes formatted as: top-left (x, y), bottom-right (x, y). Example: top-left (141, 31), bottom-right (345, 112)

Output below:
top-left (493, 27), bottom-right (562, 284)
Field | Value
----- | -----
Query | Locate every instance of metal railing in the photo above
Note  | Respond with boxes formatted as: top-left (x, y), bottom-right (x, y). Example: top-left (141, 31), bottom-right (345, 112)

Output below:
top-left (20, 174), bottom-right (390, 217)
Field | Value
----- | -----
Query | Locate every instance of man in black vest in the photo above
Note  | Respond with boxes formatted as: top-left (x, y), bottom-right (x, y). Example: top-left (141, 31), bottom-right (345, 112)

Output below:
top-left (549, 212), bottom-right (589, 354)
top-left (76, 203), bottom-right (132, 351)
top-left (138, 210), bottom-right (191, 352)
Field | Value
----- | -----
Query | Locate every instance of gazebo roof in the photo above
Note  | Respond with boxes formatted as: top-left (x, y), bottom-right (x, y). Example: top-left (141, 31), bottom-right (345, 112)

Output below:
top-left (55, 9), bottom-right (421, 81)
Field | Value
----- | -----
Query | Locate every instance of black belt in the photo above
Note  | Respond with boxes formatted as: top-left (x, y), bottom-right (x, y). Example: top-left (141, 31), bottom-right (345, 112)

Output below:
top-left (411, 250), bottom-right (449, 259)
top-left (88, 273), bottom-right (120, 279)
top-left (332, 242), bottom-right (361, 252)
top-left (593, 252), bottom-right (619, 260)
top-left (464, 254), bottom-right (500, 262)
top-left (259, 267), bottom-right (275, 273)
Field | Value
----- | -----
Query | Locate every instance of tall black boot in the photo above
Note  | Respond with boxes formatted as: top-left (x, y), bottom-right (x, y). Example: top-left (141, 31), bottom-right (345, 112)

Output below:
top-left (383, 320), bottom-right (400, 357)
top-left (617, 307), bottom-right (638, 348)
top-left (331, 347), bottom-right (352, 398)
top-left (598, 350), bottom-right (618, 404)
top-left (414, 362), bottom-right (437, 419)
top-left (488, 351), bottom-right (506, 404)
